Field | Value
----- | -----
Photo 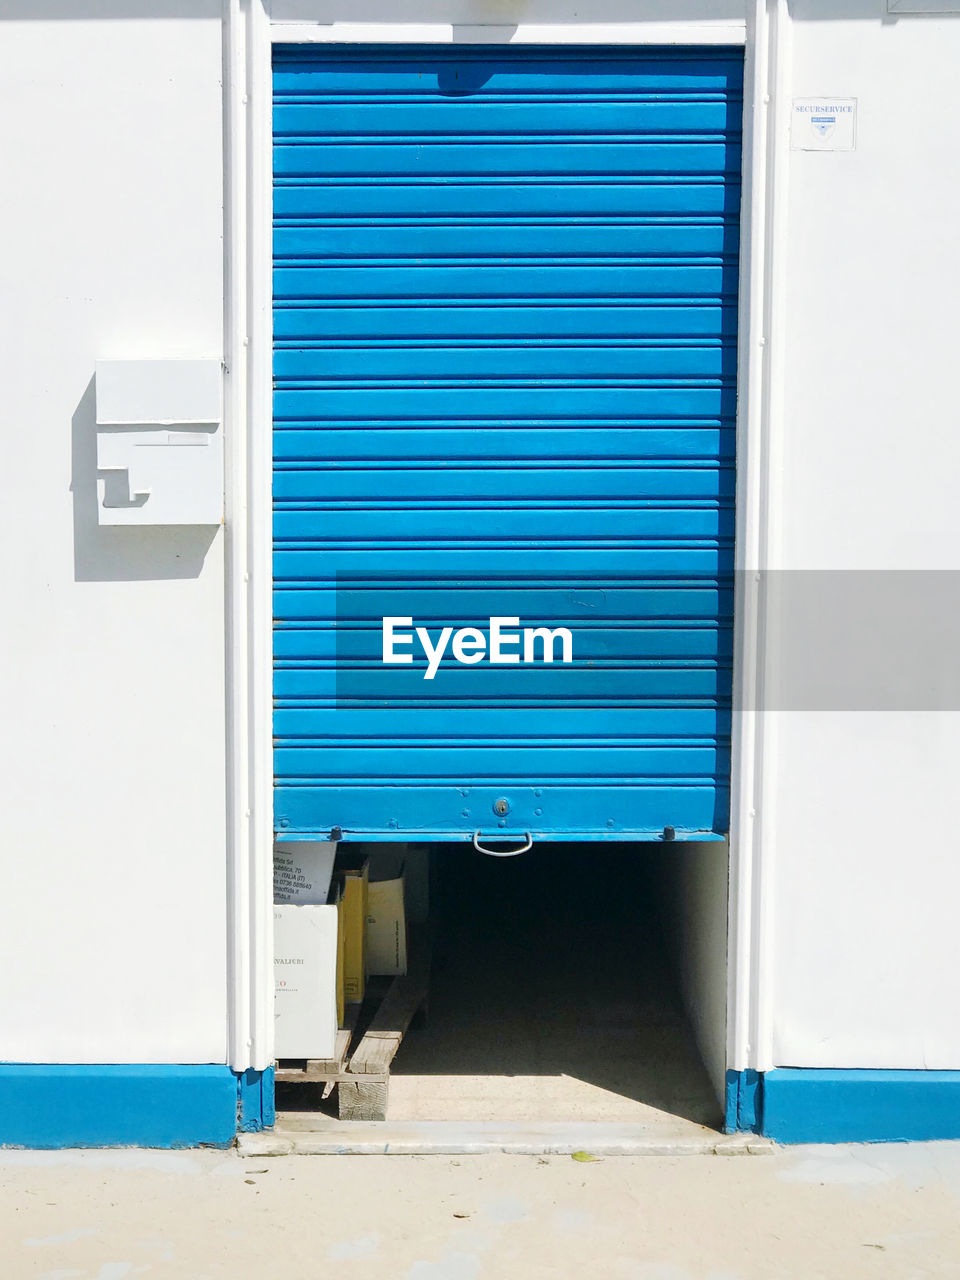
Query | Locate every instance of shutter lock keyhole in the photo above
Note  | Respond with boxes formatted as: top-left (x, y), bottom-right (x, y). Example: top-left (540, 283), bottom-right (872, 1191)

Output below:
top-left (494, 798), bottom-right (510, 817)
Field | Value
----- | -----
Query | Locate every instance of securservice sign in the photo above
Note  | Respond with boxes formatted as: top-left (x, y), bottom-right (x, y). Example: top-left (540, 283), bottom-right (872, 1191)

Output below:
top-left (791, 98), bottom-right (857, 151)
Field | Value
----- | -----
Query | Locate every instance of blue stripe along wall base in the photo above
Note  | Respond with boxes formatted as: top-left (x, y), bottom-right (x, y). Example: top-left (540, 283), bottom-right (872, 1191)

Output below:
top-left (724, 1067), bottom-right (762, 1134)
top-left (238, 1066), bottom-right (276, 1134)
top-left (726, 1069), bottom-right (960, 1144)
top-left (0, 1065), bottom-right (275, 1149)
top-left (4, 1063), bottom-right (960, 1146)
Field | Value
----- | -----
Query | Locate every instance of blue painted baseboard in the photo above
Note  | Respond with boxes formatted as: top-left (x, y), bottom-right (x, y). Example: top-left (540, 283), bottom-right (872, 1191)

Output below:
top-left (762, 1069), bottom-right (960, 1144)
top-left (7, 1062), bottom-right (959, 1147)
top-left (0, 1064), bottom-right (240, 1149)
top-left (237, 1066), bottom-right (275, 1133)
top-left (725, 1068), bottom-right (762, 1134)
top-left (728, 1067), bottom-right (960, 1144)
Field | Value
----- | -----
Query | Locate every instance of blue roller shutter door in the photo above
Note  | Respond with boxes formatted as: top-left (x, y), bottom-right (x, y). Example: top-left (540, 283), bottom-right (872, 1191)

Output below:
top-left (273, 46), bottom-right (741, 841)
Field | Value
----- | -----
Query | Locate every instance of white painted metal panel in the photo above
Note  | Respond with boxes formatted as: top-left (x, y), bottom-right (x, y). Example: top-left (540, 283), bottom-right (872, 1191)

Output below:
top-left (96, 426), bottom-right (224, 526)
top-left (95, 360), bottom-right (222, 426)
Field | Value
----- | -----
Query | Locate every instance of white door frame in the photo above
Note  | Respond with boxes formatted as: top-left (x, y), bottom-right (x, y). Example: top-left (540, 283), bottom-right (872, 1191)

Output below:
top-left (222, 0), bottom-right (789, 1078)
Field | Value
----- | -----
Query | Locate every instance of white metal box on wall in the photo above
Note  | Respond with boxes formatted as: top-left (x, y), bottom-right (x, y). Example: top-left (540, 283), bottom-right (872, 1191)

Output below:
top-left (95, 360), bottom-right (224, 525)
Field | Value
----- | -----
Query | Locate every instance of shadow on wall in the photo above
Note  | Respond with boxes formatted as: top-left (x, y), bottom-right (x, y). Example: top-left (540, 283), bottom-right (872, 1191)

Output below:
top-left (450, 26), bottom-right (517, 48)
top-left (792, 0), bottom-right (903, 19)
top-left (269, 0), bottom-right (895, 22)
top-left (271, 1), bottom-right (749, 21)
top-left (0, 1), bottom-right (219, 17)
top-left (71, 377), bottom-right (218, 583)
top-left (0, 1), bottom-right (924, 24)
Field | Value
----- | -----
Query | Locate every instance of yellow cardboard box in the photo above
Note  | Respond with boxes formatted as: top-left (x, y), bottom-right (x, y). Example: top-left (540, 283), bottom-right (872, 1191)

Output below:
top-left (336, 855), bottom-right (369, 1003)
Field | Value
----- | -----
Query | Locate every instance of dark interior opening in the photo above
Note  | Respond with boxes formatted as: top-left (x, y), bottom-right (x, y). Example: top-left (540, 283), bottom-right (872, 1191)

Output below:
top-left (276, 843), bottom-right (722, 1131)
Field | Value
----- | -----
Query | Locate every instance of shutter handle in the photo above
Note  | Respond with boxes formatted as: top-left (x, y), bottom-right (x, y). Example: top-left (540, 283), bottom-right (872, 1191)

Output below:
top-left (472, 830), bottom-right (533, 858)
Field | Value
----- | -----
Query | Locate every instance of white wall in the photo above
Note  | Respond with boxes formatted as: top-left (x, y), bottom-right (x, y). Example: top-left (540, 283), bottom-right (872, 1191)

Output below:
top-left (0, 7), bottom-right (228, 1063)
top-left (658, 845), bottom-right (729, 1106)
top-left (766, 1), bottom-right (960, 1068)
top-left (3, 0), bottom-right (959, 1080)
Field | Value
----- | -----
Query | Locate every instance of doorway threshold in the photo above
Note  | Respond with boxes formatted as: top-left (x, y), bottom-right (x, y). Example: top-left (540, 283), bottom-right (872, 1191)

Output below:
top-left (238, 1118), bottom-right (773, 1157)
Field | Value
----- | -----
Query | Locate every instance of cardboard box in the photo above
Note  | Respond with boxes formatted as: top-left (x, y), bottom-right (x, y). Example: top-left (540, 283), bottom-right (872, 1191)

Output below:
top-left (274, 904), bottom-right (338, 1060)
top-left (273, 841), bottom-right (336, 905)
top-left (336, 855), bottom-right (369, 1003)
top-left (367, 874), bottom-right (408, 976)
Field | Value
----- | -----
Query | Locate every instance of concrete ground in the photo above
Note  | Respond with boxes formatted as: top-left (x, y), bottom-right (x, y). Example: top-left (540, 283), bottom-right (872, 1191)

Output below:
top-left (3, 1142), bottom-right (960, 1279)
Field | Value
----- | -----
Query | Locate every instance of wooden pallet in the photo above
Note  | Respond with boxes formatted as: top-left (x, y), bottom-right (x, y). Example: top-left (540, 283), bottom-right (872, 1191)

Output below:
top-left (274, 930), bottom-right (431, 1121)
